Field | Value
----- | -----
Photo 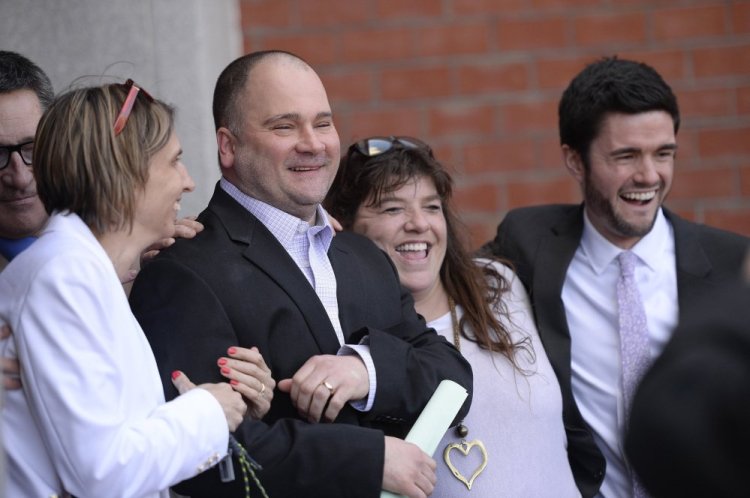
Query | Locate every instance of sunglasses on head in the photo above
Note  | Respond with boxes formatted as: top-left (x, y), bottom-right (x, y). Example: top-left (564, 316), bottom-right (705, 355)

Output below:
top-left (350, 136), bottom-right (433, 158)
top-left (113, 79), bottom-right (154, 136)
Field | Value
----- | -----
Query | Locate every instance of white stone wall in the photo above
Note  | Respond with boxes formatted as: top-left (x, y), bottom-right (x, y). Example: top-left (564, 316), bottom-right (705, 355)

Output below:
top-left (0, 0), bottom-right (242, 216)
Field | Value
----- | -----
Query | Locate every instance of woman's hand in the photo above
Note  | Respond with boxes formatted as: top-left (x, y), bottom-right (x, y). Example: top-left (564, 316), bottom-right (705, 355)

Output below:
top-left (218, 346), bottom-right (275, 420)
top-left (172, 370), bottom-right (247, 432)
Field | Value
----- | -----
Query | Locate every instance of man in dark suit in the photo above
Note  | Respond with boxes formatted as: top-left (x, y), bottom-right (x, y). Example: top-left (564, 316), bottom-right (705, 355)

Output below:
top-left (130, 50), bottom-right (472, 498)
top-left (625, 254), bottom-right (750, 498)
top-left (482, 57), bottom-right (749, 497)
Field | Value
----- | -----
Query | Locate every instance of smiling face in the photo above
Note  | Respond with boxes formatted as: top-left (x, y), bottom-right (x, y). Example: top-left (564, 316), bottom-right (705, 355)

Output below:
top-left (0, 89), bottom-right (47, 239)
top-left (134, 132), bottom-right (195, 243)
top-left (352, 175), bottom-right (447, 302)
top-left (564, 110), bottom-right (676, 249)
top-left (217, 55), bottom-right (340, 223)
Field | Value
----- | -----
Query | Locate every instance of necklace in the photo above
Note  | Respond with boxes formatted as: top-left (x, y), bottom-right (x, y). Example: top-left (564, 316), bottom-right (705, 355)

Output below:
top-left (444, 296), bottom-right (488, 491)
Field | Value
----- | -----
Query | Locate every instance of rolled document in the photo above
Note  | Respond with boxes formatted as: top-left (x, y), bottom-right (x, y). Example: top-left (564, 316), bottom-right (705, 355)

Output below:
top-left (380, 379), bottom-right (469, 498)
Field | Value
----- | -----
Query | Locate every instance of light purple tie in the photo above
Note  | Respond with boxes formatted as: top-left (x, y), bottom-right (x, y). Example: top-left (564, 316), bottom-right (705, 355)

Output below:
top-left (617, 250), bottom-right (652, 498)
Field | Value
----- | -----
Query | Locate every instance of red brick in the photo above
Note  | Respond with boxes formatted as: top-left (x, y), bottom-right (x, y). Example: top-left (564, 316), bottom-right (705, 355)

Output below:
top-left (414, 23), bottom-right (491, 57)
top-left (463, 138), bottom-right (536, 174)
top-left (669, 167), bottom-right (736, 200)
top-left (451, 0), bottom-right (526, 15)
top-left (323, 71), bottom-right (374, 103)
top-left (653, 5), bottom-right (727, 41)
top-left (459, 61), bottom-right (530, 94)
top-left (739, 87), bottom-right (750, 115)
top-left (497, 17), bottom-right (568, 51)
top-left (298, 0), bottom-right (371, 27)
top-left (465, 220), bottom-right (497, 252)
top-left (339, 28), bottom-right (415, 63)
top-left (741, 165), bottom-right (750, 196)
top-left (531, 0), bottom-right (601, 7)
top-left (698, 126), bottom-right (750, 158)
top-left (500, 99), bottom-right (558, 133)
top-left (259, 33), bottom-right (339, 66)
top-left (506, 176), bottom-right (580, 207)
top-left (704, 207), bottom-right (750, 236)
top-left (376, 0), bottom-right (443, 19)
top-left (574, 13), bottom-right (647, 46)
top-left (453, 183), bottom-right (500, 212)
top-left (617, 50), bottom-right (687, 82)
top-left (538, 135), bottom-right (564, 169)
top-left (381, 66), bottom-right (453, 100)
top-left (536, 56), bottom-right (595, 89)
top-left (693, 44), bottom-right (750, 77)
top-left (240, 0), bottom-right (293, 30)
top-left (428, 104), bottom-right (496, 137)
top-left (731, 1), bottom-right (750, 34)
top-left (340, 107), bottom-right (424, 142)
top-left (675, 88), bottom-right (734, 119)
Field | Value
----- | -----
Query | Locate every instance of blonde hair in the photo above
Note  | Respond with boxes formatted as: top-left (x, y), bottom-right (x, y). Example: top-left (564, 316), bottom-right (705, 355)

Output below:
top-left (34, 82), bottom-right (174, 235)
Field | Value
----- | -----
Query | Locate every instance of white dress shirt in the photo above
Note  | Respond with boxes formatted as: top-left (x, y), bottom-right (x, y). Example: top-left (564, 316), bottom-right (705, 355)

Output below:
top-left (220, 178), bottom-right (377, 411)
top-left (562, 209), bottom-right (678, 498)
top-left (0, 212), bottom-right (229, 498)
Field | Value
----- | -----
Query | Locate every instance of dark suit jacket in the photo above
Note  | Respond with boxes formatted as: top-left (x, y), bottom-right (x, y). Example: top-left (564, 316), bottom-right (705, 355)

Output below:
top-left (130, 184), bottom-right (472, 498)
top-left (481, 203), bottom-right (749, 498)
top-left (625, 277), bottom-right (750, 498)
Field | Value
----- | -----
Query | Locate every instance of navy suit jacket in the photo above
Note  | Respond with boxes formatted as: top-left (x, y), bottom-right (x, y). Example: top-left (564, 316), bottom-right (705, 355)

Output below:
top-left (130, 184), bottom-right (472, 498)
top-left (482, 203), bottom-right (749, 498)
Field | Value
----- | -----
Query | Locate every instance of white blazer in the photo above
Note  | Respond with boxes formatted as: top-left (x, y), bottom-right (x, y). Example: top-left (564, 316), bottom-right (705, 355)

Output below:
top-left (0, 212), bottom-right (229, 498)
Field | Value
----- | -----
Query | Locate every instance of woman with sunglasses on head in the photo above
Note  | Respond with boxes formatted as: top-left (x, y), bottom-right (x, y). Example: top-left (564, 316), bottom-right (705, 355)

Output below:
top-left (324, 137), bottom-right (580, 497)
top-left (0, 81), bottom-right (274, 497)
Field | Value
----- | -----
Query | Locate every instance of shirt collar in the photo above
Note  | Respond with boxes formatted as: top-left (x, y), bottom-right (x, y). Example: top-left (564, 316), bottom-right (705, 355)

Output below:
top-left (580, 207), bottom-right (672, 274)
top-left (220, 177), bottom-right (335, 251)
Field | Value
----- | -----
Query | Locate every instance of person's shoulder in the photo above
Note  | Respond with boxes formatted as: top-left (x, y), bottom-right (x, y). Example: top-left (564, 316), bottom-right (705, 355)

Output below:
top-left (502, 203), bottom-right (580, 227)
top-left (666, 209), bottom-right (749, 254)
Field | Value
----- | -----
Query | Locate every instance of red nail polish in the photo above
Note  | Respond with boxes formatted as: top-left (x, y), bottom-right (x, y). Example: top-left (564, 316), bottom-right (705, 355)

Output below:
top-left (217, 358), bottom-right (227, 366)
top-left (220, 367), bottom-right (231, 375)
top-left (171, 371), bottom-right (181, 380)
top-left (227, 347), bottom-right (237, 355)
top-left (230, 379), bottom-right (238, 386)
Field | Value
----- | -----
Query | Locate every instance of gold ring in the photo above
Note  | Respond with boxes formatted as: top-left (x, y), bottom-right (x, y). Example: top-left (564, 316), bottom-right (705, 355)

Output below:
top-left (322, 380), bottom-right (334, 393)
top-left (259, 383), bottom-right (266, 396)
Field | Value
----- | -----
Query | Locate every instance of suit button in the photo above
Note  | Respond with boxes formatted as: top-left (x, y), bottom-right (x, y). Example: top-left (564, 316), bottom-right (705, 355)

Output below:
top-left (594, 468), bottom-right (604, 480)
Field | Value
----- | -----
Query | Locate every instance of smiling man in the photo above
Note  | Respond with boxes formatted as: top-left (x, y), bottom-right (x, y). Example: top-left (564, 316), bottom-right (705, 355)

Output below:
top-left (482, 57), bottom-right (749, 498)
top-left (130, 50), bottom-right (472, 498)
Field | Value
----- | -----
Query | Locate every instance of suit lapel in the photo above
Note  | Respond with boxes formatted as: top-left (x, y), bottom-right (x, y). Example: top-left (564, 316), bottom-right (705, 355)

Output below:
top-left (533, 206), bottom-right (584, 383)
top-left (664, 209), bottom-right (714, 313)
top-left (208, 186), bottom-right (342, 353)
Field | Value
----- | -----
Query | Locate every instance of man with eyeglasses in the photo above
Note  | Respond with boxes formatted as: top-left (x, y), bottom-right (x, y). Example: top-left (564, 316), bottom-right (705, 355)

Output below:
top-left (0, 51), bottom-right (53, 273)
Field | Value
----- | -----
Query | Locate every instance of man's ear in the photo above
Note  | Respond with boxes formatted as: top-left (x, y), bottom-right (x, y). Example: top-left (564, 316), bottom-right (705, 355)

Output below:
top-left (562, 144), bottom-right (585, 185)
top-left (216, 127), bottom-right (236, 171)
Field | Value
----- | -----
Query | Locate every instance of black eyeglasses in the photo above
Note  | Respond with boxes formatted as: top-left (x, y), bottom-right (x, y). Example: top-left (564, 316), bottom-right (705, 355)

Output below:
top-left (0, 141), bottom-right (34, 170)
top-left (113, 79), bottom-right (154, 136)
top-left (350, 136), bottom-right (433, 158)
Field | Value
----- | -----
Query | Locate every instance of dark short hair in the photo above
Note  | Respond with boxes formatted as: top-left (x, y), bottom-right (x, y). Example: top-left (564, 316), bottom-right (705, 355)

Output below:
top-left (0, 51), bottom-right (54, 110)
top-left (34, 83), bottom-right (174, 235)
top-left (558, 56), bottom-right (680, 166)
top-left (212, 50), bottom-right (308, 134)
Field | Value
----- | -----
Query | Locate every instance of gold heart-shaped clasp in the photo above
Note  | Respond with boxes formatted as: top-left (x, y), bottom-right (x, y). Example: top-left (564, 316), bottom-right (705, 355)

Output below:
top-left (443, 439), bottom-right (488, 490)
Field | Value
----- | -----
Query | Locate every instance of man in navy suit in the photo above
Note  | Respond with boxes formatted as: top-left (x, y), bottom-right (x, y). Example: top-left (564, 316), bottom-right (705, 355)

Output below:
top-left (482, 57), bottom-right (749, 497)
top-left (130, 50), bottom-right (472, 498)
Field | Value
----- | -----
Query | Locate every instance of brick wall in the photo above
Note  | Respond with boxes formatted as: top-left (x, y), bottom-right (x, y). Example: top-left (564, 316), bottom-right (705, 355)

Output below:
top-left (240, 0), bottom-right (750, 247)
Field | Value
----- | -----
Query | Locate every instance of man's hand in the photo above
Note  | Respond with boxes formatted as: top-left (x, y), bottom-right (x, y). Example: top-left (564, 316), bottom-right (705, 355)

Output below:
top-left (218, 346), bottom-right (275, 420)
top-left (1, 324), bottom-right (20, 391)
top-left (277, 354), bottom-right (369, 423)
top-left (382, 436), bottom-right (436, 498)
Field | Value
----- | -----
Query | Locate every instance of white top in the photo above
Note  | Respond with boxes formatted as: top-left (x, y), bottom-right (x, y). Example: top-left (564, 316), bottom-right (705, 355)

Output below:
top-left (430, 261), bottom-right (580, 498)
top-left (0, 212), bottom-right (229, 498)
top-left (563, 209), bottom-right (678, 497)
